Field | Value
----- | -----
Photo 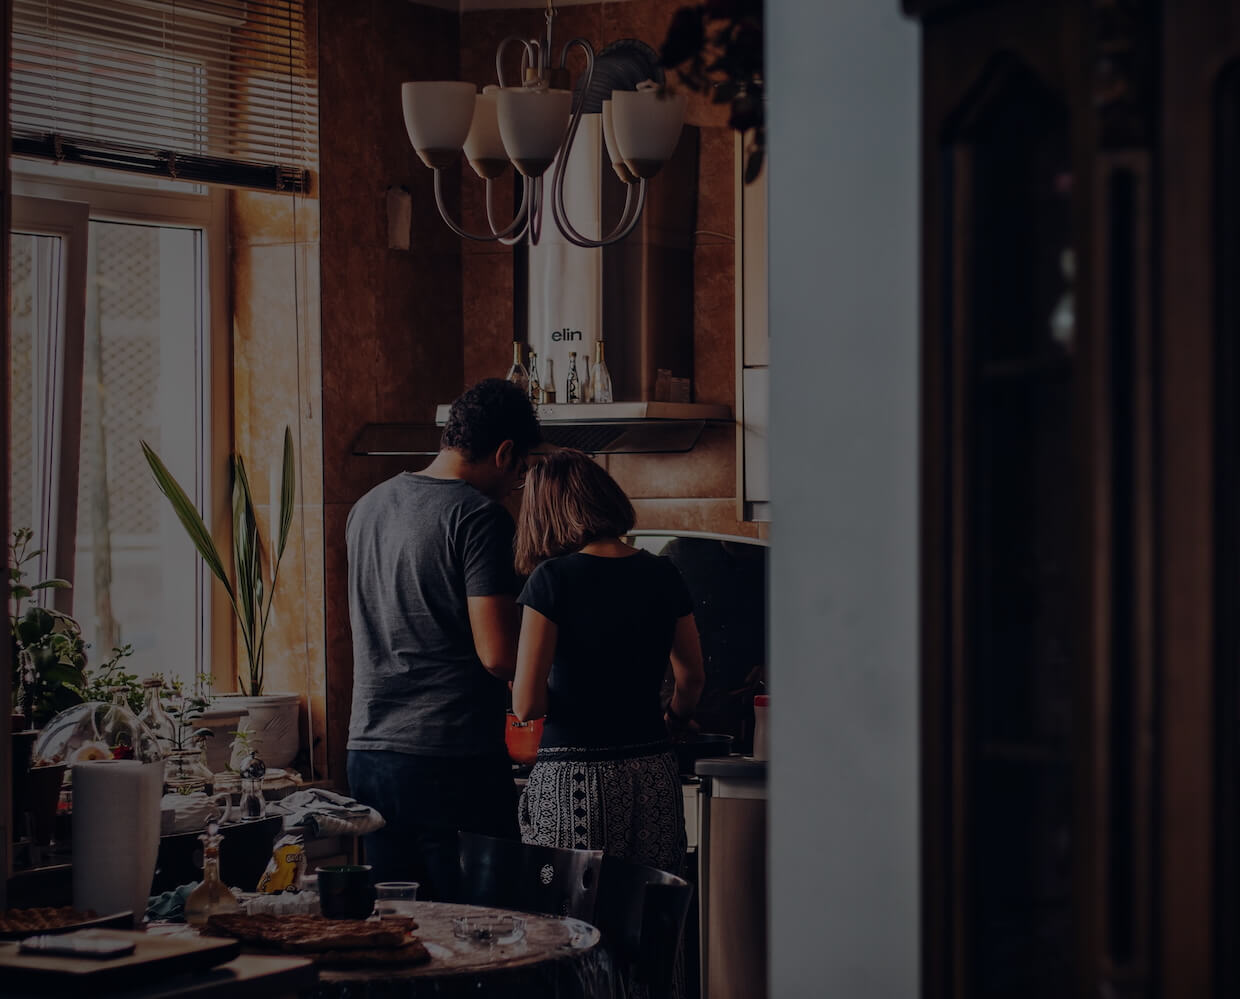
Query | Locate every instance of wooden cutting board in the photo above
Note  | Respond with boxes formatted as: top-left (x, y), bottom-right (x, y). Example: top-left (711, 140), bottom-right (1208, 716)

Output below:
top-left (0, 929), bottom-right (240, 992)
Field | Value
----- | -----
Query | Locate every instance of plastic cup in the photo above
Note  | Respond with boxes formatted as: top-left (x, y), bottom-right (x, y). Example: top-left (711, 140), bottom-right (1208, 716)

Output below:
top-left (374, 881), bottom-right (419, 919)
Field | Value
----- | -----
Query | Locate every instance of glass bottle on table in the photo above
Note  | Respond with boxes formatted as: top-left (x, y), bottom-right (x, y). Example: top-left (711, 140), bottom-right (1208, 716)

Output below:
top-left (589, 339), bottom-right (613, 403)
top-left (185, 821), bottom-right (242, 926)
top-left (566, 351), bottom-right (581, 403)
top-left (506, 341), bottom-right (530, 395)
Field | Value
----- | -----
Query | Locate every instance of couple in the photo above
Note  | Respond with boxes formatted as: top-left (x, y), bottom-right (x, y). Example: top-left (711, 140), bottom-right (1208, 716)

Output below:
top-left (345, 378), bottom-right (706, 899)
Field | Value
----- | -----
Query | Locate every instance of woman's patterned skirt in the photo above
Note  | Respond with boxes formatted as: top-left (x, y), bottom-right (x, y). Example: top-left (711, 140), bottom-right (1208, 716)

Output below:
top-left (517, 739), bottom-right (686, 876)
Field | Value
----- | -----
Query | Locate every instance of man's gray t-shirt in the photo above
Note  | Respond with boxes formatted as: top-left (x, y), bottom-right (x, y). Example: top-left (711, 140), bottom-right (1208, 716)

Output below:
top-left (345, 472), bottom-right (516, 757)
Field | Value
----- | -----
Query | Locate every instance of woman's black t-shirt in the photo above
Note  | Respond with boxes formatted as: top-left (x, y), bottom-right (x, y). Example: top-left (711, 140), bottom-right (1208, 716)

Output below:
top-left (517, 550), bottom-right (694, 751)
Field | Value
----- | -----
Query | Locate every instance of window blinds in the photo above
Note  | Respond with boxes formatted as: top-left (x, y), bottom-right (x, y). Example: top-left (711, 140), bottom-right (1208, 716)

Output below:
top-left (12, 0), bottom-right (316, 192)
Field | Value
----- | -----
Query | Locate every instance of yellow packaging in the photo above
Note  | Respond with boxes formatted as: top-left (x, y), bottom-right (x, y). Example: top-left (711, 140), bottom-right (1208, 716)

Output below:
top-left (257, 833), bottom-right (306, 893)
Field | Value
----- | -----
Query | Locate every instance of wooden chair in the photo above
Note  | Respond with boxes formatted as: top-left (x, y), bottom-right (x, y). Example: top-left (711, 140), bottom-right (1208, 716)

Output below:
top-left (592, 854), bottom-right (695, 999)
top-left (456, 831), bottom-right (602, 922)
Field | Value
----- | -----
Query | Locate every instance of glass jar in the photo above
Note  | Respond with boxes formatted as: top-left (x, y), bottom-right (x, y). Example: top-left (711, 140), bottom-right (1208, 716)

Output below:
top-left (165, 746), bottom-right (214, 795)
top-left (32, 700), bottom-right (164, 768)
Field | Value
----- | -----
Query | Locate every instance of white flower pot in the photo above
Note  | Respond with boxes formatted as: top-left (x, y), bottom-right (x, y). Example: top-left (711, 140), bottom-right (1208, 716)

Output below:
top-left (212, 693), bottom-right (301, 771)
top-left (195, 703), bottom-right (250, 774)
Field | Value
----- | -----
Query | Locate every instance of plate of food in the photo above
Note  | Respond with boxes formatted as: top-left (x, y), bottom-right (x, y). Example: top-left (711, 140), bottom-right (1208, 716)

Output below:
top-left (0, 908), bottom-right (133, 941)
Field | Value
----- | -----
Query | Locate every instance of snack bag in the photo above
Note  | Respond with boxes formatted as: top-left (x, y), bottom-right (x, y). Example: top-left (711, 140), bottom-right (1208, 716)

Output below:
top-left (257, 832), bottom-right (306, 893)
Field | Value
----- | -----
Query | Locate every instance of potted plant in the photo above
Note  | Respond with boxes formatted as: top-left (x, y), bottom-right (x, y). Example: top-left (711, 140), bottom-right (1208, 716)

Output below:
top-left (140, 428), bottom-right (301, 769)
top-left (9, 529), bottom-right (137, 844)
top-left (9, 528), bottom-right (85, 729)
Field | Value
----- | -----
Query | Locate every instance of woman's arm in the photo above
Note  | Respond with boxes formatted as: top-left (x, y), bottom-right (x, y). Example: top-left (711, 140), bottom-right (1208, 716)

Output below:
top-left (512, 606), bottom-right (558, 721)
top-left (667, 613), bottom-right (706, 726)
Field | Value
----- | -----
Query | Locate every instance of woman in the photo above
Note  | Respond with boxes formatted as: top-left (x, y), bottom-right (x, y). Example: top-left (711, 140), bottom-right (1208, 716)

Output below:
top-left (511, 449), bottom-right (706, 874)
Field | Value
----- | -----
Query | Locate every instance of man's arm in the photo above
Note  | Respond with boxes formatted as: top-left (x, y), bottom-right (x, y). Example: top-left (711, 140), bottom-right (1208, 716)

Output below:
top-left (467, 594), bottom-right (521, 681)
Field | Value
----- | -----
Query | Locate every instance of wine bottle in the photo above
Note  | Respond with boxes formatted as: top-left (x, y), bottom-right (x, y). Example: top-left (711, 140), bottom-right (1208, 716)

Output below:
top-left (589, 339), bottom-right (613, 403)
top-left (581, 354), bottom-right (593, 403)
top-left (542, 357), bottom-right (558, 404)
top-left (566, 351), bottom-right (581, 403)
top-left (506, 341), bottom-right (530, 395)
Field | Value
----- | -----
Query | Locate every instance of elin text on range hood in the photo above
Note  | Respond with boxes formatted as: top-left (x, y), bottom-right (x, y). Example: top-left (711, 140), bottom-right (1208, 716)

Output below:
top-left (351, 401), bottom-right (732, 457)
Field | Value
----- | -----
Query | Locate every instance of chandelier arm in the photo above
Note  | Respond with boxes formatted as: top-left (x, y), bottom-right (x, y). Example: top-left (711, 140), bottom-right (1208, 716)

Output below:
top-left (496, 35), bottom-right (538, 88)
top-left (432, 169), bottom-right (525, 242)
top-left (554, 177), bottom-right (647, 248)
top-left (529, 176), bottom-right (544, 247)
top-left (485, 174), bottom-right (531, 242)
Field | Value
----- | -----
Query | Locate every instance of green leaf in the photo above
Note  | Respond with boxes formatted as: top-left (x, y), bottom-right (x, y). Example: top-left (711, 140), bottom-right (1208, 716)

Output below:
top-left (141, 441), bottom-right (234, 596)
top-left (29, 578), bottom-right (71, 591)
top-left (276, 426), bottom-right (296, 567)
top-left (10, 584), bottom-right (33, 601)
top-left (232, 454), bottom-right (261, 689)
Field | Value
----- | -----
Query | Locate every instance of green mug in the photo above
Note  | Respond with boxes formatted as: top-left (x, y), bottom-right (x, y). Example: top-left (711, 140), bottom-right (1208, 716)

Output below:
top-left (316, 864), bottom-right (376, 920)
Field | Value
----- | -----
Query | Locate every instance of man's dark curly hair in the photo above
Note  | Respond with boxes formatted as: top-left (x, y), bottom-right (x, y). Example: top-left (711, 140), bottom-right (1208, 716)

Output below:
top-left (441, 378), bottom-right (541, 462)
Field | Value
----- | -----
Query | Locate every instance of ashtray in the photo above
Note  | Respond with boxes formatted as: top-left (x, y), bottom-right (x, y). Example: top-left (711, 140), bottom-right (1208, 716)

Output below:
top-left (451, 914), bottom-right (526, 945)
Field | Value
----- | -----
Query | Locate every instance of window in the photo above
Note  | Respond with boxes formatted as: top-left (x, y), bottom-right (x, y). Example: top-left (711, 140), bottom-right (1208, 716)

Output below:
top-left (10, 175), bottom-right (227, 687)
top-left (9, 196), bottom-right (88, 600)
top-left (12, 0), bottom-right (315, 192)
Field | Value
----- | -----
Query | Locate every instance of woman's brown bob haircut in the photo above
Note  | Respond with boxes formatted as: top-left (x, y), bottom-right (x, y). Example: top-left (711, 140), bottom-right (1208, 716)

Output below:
top-left (514, 448), bottom-right (636, 575)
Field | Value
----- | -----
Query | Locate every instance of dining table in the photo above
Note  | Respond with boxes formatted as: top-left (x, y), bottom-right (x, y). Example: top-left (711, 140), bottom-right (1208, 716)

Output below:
top-left (307, 900), bottom-right (613, 999)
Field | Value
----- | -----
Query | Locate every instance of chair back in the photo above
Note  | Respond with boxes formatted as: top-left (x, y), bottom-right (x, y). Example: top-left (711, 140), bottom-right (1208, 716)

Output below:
top-left (457, 831), bottom-right (602, 922)
top-left (593, 854), bottom-right (694, 999)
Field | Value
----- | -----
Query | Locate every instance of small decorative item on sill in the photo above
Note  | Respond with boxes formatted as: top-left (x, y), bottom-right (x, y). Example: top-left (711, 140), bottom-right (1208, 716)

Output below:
top-left (237, 751), bottom-right (267, 821)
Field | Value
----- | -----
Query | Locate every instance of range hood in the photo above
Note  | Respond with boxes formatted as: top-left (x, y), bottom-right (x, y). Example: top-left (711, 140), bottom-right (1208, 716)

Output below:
top-left (351, 401), bottom-right (732, 457)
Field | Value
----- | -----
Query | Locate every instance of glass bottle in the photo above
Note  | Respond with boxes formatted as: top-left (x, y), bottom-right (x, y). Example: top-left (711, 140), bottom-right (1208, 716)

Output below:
top-left (527, 351), bottom-right (541, 404)
top-left (581, 354), bottom-right (593, 403)
top-left (589, 339), bottom-right (613, 404)
top-left (185, 821), bottom-right (242, 926)
top-left (138, 677), bottom-right (176, 755)
top-left (506, 341), bottom-right (530, 395)
top-left (542, 357), bottom-right (557, 404)
top-left (566, 351), bottom-right (581, 403)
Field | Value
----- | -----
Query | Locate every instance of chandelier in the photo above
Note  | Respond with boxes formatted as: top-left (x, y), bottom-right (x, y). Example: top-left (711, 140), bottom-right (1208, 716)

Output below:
top-left (400, 1), bottom-right (686, 248)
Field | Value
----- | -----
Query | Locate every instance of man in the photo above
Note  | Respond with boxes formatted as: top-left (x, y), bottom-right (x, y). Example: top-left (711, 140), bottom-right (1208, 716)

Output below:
top-left (345, 378), bottom-right (540, 898)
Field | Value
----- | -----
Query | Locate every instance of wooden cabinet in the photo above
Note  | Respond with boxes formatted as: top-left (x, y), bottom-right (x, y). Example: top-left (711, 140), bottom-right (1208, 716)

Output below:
top-left (905, 1), bottom-right (1240, 996)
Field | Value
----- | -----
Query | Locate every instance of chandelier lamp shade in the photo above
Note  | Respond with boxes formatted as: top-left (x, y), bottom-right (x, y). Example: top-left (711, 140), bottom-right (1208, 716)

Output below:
top-left (400, 3), bottom-right (686, 248)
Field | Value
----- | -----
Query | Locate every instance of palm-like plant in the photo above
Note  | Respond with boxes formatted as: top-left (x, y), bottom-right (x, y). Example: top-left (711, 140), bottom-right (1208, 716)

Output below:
top-left (140, 428), bottom-right (296, 696)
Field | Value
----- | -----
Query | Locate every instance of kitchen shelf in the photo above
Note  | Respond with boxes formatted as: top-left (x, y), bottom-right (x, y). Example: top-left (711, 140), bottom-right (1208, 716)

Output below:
top-left (353, 402), bottom-right (733, 457)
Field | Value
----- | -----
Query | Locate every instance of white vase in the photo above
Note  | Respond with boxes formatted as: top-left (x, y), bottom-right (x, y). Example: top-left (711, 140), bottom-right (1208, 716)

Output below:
top-left (212, 693), bottom-right (301, 771)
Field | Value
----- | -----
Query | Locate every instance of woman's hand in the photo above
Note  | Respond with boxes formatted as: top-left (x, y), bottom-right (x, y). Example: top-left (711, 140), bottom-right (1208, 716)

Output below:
top-left (664, 706), bottom-right (700, 737)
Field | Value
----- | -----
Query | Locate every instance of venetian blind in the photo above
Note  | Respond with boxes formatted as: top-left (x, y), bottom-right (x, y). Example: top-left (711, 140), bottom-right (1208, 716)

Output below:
top-left (12, 0), bottom-right (316, 192)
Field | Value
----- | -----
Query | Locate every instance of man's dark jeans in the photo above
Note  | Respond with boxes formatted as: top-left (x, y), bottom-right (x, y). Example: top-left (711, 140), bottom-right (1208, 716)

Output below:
top-left (346, 749), bottom-right (518, 901)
